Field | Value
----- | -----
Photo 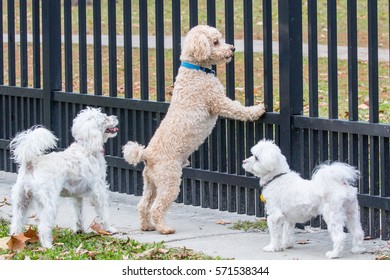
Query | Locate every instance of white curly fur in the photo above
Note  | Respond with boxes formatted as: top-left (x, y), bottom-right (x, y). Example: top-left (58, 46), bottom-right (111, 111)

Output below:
top-left (123, 25), bottom-right (266, 235)
top-left (242, 139), bottom-right (366, 259)
top-left (9, 107), bottom-right (119, 248)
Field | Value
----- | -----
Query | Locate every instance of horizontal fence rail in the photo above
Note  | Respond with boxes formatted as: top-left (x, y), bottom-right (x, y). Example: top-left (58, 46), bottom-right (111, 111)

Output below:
top-left (0, 0), bottom-right (389, 240)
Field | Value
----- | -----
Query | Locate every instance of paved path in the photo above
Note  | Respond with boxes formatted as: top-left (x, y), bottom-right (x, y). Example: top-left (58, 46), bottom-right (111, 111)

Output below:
top-left (0, 171), bottom-right (388, 260)
top-left (3, 34), bottom-right (389, 62)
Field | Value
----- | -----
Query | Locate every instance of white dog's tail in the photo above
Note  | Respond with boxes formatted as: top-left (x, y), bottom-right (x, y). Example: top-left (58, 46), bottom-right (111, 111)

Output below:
top-left (122, 141), bottom-right (145, 165)
top-left (10, 126), bottom-right (58, 167)
top-left (312, 162), bottom-right (360, 188)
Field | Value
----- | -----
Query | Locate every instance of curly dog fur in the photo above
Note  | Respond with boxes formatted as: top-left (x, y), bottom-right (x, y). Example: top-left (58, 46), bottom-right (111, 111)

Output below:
top-left (123, 25), bottom-right (266, 234)
top-left (9, 107), bottom-right (119, 248)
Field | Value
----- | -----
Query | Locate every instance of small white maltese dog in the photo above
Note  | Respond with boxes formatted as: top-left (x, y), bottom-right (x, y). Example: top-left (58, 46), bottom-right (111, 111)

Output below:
top-left (242, 139), bottom-right (366, 259)
top-left (9, 107), bottom-right (119, 248)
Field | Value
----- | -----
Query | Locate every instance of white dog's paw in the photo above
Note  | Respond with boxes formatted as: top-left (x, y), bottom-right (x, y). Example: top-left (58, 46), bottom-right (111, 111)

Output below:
top-left (325, 250), bottom-right (341, 259)
top-left (263, 244), bottom-right (282, 252)
top-left (282, 242), bottom-right (294, 250)
top-left (105, 226), bottom-right (118, 234)
top-left (351, 246), bottom-right (366, 254)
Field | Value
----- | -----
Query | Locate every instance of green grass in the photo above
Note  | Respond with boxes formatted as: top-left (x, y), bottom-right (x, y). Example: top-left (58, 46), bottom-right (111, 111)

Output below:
top-left (230, 219), bottom-right (268, 232)
top-left (2, 1), bottom-right (389, 48)
top-left (1, 1), bottom-right (389, 123)
top-left (0, 219), bottom-right (221, 260)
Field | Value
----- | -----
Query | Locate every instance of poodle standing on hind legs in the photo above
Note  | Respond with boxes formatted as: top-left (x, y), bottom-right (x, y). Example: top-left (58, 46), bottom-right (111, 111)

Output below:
top-left (123, 25), bottom-right (266, 235)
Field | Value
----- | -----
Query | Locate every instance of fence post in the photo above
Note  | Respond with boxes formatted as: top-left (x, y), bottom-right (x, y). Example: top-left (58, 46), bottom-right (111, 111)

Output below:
top-left (42, 0), bottom-right (62, 130)
top-left (278, 0), bottom-right (303, 171)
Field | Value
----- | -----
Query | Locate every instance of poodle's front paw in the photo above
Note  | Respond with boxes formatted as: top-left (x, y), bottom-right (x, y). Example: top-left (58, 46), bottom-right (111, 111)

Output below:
top-left (249, 104), bottom-right (266, 121)
top-left (351, 246), bottom-right (366, 254)
top-left (325, 250), bottom-right (341, 259)
top-left (263, 244), bottom-right (282, 252)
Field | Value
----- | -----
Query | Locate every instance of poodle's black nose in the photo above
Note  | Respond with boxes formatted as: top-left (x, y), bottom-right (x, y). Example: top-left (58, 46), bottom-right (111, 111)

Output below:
top-left (231, 47), bottom-right (236, 52)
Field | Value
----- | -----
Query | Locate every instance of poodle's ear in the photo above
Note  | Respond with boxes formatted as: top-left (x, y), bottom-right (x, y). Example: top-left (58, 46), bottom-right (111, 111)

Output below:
top-left (72, 122), bottom-right (103, 153)
top-left (189, 32), bottom-right (211, 62)
top-left (83, 126), bottom-right (104, 153)
top-left (259, 149), bottom-right (281, 173)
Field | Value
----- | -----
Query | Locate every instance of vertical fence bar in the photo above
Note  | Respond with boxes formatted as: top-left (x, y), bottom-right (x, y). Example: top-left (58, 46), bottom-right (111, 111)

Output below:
top-left (172, 0), bottom-right (181, 80)
top-left (201, 0), bottom-right (216, 209)
top-left (108, 0), bottom-right (117, 97)
top-left (327, 0), bottom-right (339, 161)
top-left (32, 0), bottom-right (40, 88)
top-left (224, 0), bottom-right (236, 213)
top-left (368, 0), bottom-right (380, 238)
top-left (380, 137), bottom-right (390, 240)
top-left (244, 0), bottom-right (255, 215)
top-left (307, 0), bottom-right (320, 227)
top-left (93, 0), bottom-right (102, 95)
top-left (189, 0), bottom-right (198, 28)
top-left (359, 134), bottom-right (370, 236)
top-left (139, 0), bottom-right (149, 100)
top-left (263, 0), bottom-right (273, 113)
top-left (78, 0), bottom-right (87, 93)
top-left (347, 0), bottom-right (359, 168)
top-left (7, 0), bottom-right (16, 86)
top-left (64, 0), bottom-right (73, 92)
top-left (123, 0), bottom-right (133, 98)
top-left (207, 0), bottom-right (216, 27)
top-left (278, 0), bottom-right (303, 171)
top-left (155, 0), bottom-right (165, 101)
top-left (42, 0), bottom-right (61, 130)
top-left (20, 0), bottom-right (28, 87)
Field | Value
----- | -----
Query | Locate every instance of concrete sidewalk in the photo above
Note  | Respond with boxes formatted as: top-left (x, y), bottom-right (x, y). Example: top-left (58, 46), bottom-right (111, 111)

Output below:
top-left (0, 171), bottom-right (388, 260)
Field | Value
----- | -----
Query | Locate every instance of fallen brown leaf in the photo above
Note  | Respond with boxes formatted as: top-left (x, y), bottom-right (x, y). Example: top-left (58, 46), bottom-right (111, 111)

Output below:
top-left (0, 237), bottom-right (10, 250)
top-left (296, 240), bottom-right (310, 245)
top-left (156, 248), bottom-right (169, 254)
top-left (75, 243), bottom-right (84, 254)
top-left (0, 197), bottom-right (10, 208)
top-left (24, 227), bottom-right (39, 243)
top-left (375, 255), bottom-right (389, 260)
top-left (0, 253), bottom-right (15, 260)
top-left (216, 220), bottom-right (232, 225)
top-left (7, 233), bottom-right (31, 251)
top-left (90, 220), bottom-right (113, 236)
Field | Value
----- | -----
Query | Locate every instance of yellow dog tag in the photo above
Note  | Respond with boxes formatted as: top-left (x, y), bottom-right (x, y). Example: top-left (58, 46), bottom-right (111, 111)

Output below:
top-left (260, 194), bottom-right (266, 204)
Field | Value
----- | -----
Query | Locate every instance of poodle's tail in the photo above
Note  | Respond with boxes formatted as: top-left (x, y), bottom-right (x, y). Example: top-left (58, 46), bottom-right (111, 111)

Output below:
top-left (10, 126), bottom-right (58, 167)
top-left (312, 162), bottom-right (360, 189)
top-left (122, 141), bottom-right (145, 166)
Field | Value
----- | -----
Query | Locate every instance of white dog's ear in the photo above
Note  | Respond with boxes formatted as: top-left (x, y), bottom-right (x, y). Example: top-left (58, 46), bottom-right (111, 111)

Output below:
top-left (190, 32), bottom-right (211, 62)
top-left (260, 150), bottom-right (280, 173)
top-left (72, 121), bottom-right (104, 153)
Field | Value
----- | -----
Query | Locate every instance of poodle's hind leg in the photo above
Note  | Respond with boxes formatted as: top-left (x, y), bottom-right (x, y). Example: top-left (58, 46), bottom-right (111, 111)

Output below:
top-left (138, 168), bottom-right (157, 231)
top-left (36, 200), bottom-right (57, 249)
top-left (150, 163), bottom-right (182, 235)
top-left (346, 202), bottom-right (366, 254)
top-left (10, 181), bottom-right (31, 235)
top-left (92, 182), bottom-right (117, 233)
top-left (282, 221), bottom-right (295, 249)
top-left (323, 210), bottom-right (346, 259)
top-left (71, 197), bottom-right (84, 233)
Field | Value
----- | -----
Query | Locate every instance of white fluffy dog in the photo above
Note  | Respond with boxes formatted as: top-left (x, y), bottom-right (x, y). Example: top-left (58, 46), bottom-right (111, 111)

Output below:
top-left (9, 107), bottom-right (118, 248)
top-left (242, 139), bottom-right (366, 258)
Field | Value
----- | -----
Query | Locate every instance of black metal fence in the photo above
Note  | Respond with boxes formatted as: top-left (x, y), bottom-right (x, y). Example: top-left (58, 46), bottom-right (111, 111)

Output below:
top-left (0, 0), bottom-right (389, 240)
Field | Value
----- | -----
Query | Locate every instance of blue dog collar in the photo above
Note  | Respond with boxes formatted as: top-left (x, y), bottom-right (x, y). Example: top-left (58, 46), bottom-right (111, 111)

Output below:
top-left (181, 61), bottom-right (215, 76)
